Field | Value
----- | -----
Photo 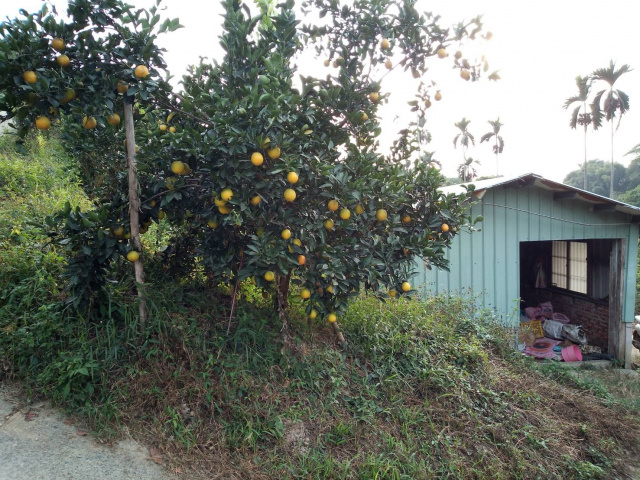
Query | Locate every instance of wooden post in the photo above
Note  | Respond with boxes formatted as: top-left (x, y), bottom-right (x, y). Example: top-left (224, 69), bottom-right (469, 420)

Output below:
top-left (123, 101), bottom-right (147, 326)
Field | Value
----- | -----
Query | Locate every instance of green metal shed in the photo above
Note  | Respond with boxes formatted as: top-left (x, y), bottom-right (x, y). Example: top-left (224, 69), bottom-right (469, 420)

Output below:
top-left (415, 173), bottom-right (640, 366)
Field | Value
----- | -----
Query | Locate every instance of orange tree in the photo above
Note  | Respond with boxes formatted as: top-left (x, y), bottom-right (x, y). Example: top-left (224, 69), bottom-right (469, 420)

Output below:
top-left (0, 0), bottom-right (489, 339)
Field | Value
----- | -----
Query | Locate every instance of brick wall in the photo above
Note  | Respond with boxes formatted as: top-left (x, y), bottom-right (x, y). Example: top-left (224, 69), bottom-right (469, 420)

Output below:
top-left (521, 286), bottom-right (609, 352)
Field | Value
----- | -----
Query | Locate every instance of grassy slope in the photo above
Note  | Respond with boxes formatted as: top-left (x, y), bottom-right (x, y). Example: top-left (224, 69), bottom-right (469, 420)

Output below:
top-left (1, 134), bottom-right (639, 480)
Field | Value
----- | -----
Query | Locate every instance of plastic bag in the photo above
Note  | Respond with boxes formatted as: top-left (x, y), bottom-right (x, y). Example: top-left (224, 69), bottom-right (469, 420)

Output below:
top-left (563, 324), bottom-right (587, 345)
top-left (542, 319), bottom-right (564, 340)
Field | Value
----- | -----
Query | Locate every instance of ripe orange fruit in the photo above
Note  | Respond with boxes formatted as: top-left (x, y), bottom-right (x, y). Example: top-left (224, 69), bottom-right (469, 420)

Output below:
top-left (23, 71), bottom-right (37, 83)
top-left (369, 92), bottom-right (379, 103)
top-left (134, 65), bottom-right (149, 79)
top-left (298, 255), bottom-right (306, 266)
top-left (441, 223), bottom-right (450, 232)
top-left (220, 188), bottom-right (233, 201)
top-left (301, 288), bottom-right (311, 299)
top-left (251, 195), bottom-right (262, 206)
top-left (171, 161), bottom-right (185, 174)
top-left (339, 208), bottom-right (351, 220)
top-left (82, 116), bottom-right (97, 129)
top-left (384, 59), bottom-right (392, 70)
top-left (284, 189), bottom-right (296, 202)
top-left (425, 99), bottom-right (432, 109)
top-left (60, 89), bottom-right (76, 103)
top-left (460, 69), bottom-right (471, 81)
top-left (267, 146), bottom-right (281, 159)
top-left (355, 204), bottom-right (365, 214)
top-left (158, 210), bottom-right (165, 220)
top-left (327, 199), bottom-right (339, 212)
top-left (126, 250), bottom-right (139, 262)
top-left (437, 47), bottom-right (447, 58)
top-left (401, 281), bottom-right (411, 292)
top-left (251, 152), bottom-right (264, 166)
top-left (454, 50), bottom-right (463, 60)
top-left (159, 124), bottom-right (167, 131)
top-left (402, 215), bottom-right (411, 224)
top-left (56, 55), bottom-right (70, 67)
top-left (281, 229), bottom-right (292, 240)
top-left (376, 209), bottom-right (387, 221)
top-left (323, 59), bottom-right (330, 67)
top-left (35, 116), bottom-right (50, 130)
top-left (169, 126), bottom-right (176, 133)
top-left (434, 91), bottom-right (442, 101)
top-left (51, 38), bottom-right (65, 51)
top-left (361, 112), bottom-right (368, 122)
top-left (117, 80), bottom-right (128, 94)
top-left (207, 219), bottom-right (218, 229)
top-left (292, 238), bottom-right (302, 247)
top-left (380, 38), bottom-right (390, 49)
top-left (328, 313), bottom-right (337, 323)
top-left (264, 271), bottom-right (275, 282)
top-left (323, 219), bottom-right (334, 230)
top-left (412, 69), bottom-right (420, 79)
top-left (287, 171), bottom-right (299, 184)
top-left (389, 290), bottom-right (397, 298)
top-left (107, 113), bottom-right (120, 126)
top-left (219, 205), bottom-right (232, 214)
top-left (309, 309), bottom-right (318, 319)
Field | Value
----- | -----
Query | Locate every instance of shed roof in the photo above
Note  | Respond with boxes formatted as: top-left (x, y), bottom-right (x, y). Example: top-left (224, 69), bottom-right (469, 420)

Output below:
top-left (444, 173), bottom-right (640, 220)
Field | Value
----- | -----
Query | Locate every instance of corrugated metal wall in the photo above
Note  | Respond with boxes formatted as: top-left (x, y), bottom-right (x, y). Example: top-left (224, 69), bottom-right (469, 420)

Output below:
top-left (415, 186), bottom-right (639, 326)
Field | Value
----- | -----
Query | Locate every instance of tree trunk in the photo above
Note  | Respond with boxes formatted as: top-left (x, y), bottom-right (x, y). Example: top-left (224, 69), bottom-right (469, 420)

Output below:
top-left (331, 321), bottom-right (346, 345)
top-left (610, 120), bottom-right (614, 199)
top-left (583, 124), bottom-right (588, 190)
top-left (124, 102), bottom-right (147, 326)
top-left (276, 272), bottom-right (292, 345)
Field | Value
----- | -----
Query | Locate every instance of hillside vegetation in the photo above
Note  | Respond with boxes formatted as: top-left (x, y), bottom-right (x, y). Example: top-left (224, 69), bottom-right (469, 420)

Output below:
top-left (1, 134), bottom-right (639, 479)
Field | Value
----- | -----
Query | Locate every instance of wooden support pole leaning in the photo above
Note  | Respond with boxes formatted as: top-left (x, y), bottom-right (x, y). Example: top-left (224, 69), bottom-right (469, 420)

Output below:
top-left (124, 101), bottom-right (148, 326)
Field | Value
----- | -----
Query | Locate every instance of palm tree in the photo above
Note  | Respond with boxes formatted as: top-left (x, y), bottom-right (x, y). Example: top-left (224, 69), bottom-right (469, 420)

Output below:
top-left (457, 156), bottom-right (480, 182)
top-left (480, 118), bottom-right (504, 177)
top-left (453, 118), bottom-right (476, 181)
top-left (563, 76), bottom-right (592, 190)
top-left (590, 60), bottom-right (632, 198)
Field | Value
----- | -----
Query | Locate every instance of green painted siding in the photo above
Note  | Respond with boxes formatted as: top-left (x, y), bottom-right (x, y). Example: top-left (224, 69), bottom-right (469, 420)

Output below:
top-left (415, 186), bottom-right (640, 326)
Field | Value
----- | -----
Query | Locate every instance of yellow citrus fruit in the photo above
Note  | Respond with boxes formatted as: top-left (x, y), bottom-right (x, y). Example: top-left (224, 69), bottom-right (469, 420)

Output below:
top-left (384, 59), bottom-right (392, 69)
top-left (369, 92), bottom-right (379, 103)
top-left (220, 188), bottom-right (233, 201)
top-left (56, 55), bottom-right (70, 67)
top-left (301, 288), bottom-right (311, 299)
top-left (251, 152), bottom-right (264, 166)
top-left (35, 116), bottom-right (50, 130)
top-left (171, 161), bottom-right (185, 174)
top-left (412, 69), bottom-right (420, 79)
top-left (107, 113), bottom-right (120, 126)
top-left (380, 38), bottom-right (390, 49)
top-left (328, 313), bottom-right (337, 323)
top-left (402, 215), bottom-right (411, 224)
top-left (460, 69), bottom-right (471, 81)
top-left (287, 172), bottom-right (299, 184)
top-left (181, 164), bottom-right (191, 175)
top-left (267, 146), bottom-right (281, 159)
top-left (355, 204), bottom-right (365, 214)
top-left (437, 47), bottom-right (447, 58)
top-left (281, 229), bottom-right (292, 240)
top-left (339, 208), bottom-right (351, 220)
top-left (441, 223), bottom-right (450, 232)
top-left (61, 89), bottom-right (76, 103)
top-left (117, 80), bottom-right (128, 94)
top-left (284, 189), bottom-right (296, 202)
top-left (376, 209), bottom-right (388, 221)
top-left (126, 251), bottom-right (139, 262)
top-left (124, 232), bottom-right (131, 239)
top-left (207, 219), bottom-right (218, 229)
top-left (264, 271), bottom-right (275, 282)
top-left (389, 290), bottom-right (397, 298)
top-left (219, 205), bottom-right (232, 214)
top-left (159, 124), bottom-right (167, 131)
top-left (214, 197), bottom-right (227, 207)
top-left (256, 227), bottom-right (265, 236)
top-left (113, 226), bottom-right (124, 237)
top-left (434, 91), bottom-right (442, 101)
top-left (51, 38), bottom-right (65, 51)
top-left (361, 112), bottom-right (368, 122)
top-left (169, 126), bottom-right (176, 133)
top-left (454, 50), bottom-right (463, 60)
top-left (158, 210), bottom-right (165, 220)
top-left (251, 195), bottom-right (262, 206)
top-left (298, 255), bottom-right (306, 266)
top-left (134, 64), bottom-right (149, 79)
top-left (323, 219), bottom-right (334, 230)
top-left (82, 116), bottom-right (97, 129)
top-left (327, 199), bottom-right (339, 212)
top-left (292, 238), bottom-right (302, 247)
top-left (323, 59), bottom-right (330, 67)
top-left (309, 309), bottom-right (318, 319)
top-left (425, 99), bottom-right (432, 109)
top-left (326, 285), bottom-right (334, 294)
top-left (23, 71), bottom-right (37, 83)
top-left (401, 281), bottom-right (411, 292)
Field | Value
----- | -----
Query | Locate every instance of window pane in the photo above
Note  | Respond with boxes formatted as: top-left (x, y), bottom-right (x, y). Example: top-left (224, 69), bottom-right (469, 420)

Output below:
top-left (552, 241), bottom-right (567, 289)
top-left (569, 241), bottom-right (587, 294)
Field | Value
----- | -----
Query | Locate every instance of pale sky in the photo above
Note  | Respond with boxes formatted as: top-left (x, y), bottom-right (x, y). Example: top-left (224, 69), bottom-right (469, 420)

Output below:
top-left (2, 0), bottom-right (639, 184)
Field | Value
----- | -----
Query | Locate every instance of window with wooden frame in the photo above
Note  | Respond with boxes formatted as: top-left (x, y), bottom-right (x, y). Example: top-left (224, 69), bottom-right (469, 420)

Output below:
top-left (551, 240), bottom-right (587, 294)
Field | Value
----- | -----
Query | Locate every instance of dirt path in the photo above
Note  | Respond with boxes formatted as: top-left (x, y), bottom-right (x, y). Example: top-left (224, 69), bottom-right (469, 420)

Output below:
top-left (0, 382), bottom-right (176, 480)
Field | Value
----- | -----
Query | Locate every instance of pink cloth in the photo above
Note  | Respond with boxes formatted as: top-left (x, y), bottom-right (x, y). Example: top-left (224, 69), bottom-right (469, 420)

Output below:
top-left (552, 312), bottom-right (570, 324)
top-left (525, 307), bottom-right (542, 319)
top-left (524, 338), bottom-right (561, 359)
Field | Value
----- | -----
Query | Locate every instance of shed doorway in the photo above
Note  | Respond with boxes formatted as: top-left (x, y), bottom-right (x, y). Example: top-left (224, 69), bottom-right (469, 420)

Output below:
top-left (519, 239), bottom-right (623, 358)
